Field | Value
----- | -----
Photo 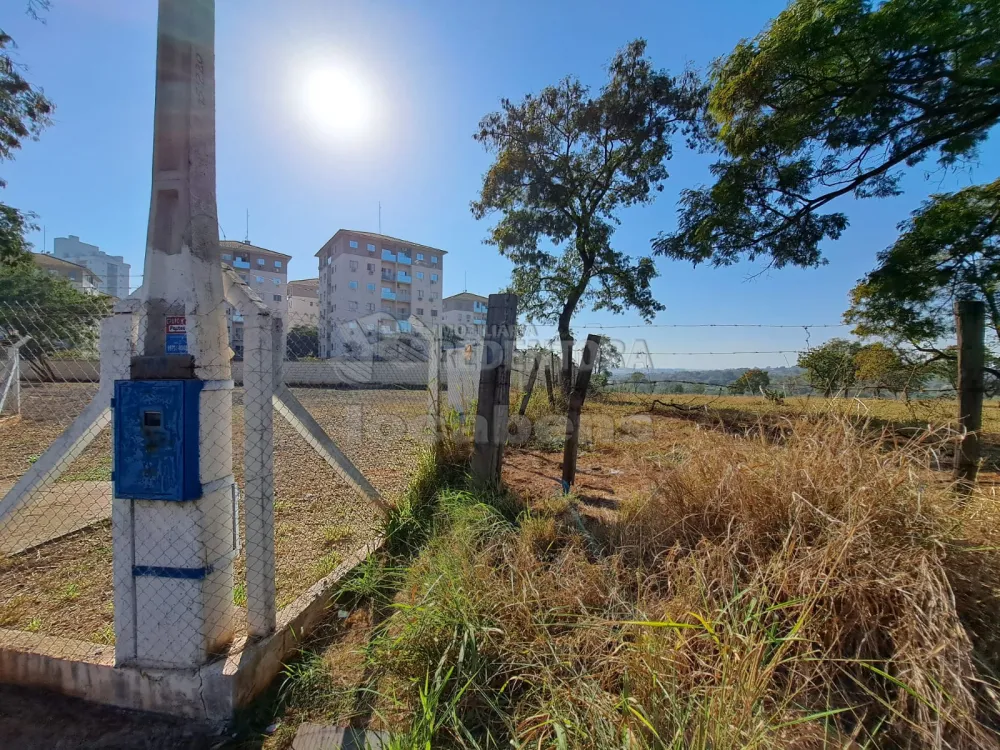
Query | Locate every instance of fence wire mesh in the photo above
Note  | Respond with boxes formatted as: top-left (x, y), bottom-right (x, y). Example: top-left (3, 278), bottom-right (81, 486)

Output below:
top-left (0, 293), bottom-right (441, 663)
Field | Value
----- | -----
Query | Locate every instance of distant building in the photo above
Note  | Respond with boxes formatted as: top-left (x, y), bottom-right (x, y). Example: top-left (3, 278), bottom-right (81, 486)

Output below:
top-left (287, 278), bottom-right (320, 327)
top-left (52, 235), bottom-right (131, 299)
top-left (442, 292), bottom-right (489, 340)
top-left (219, 240), bottom-right (291, 359)
top-left (32, 253), bottom-right (103, 295)
top-left (315, 230), bottom-right (446, 358)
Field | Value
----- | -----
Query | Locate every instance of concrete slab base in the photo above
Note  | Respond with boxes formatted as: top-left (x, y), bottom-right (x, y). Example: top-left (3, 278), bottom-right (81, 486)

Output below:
top-left (292, 722), bottom-right (387, 749)
top-left (0, 537), bottom-right (382, 724)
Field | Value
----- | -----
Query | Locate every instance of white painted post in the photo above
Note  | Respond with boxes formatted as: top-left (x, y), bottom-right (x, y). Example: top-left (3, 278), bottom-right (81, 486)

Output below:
top-left (243, 308), bottom-right (276, 636)
top-left (115, 0), bottom-right (237, 669)
top-left (428, 323), bottom-right (442, 445)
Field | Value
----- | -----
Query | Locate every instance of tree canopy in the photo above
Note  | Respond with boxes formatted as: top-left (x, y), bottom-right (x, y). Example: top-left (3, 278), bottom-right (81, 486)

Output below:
top-left (472, 39), bottom-right (704, 393)
top-left (1, 11), bottom-right (54, 264)
top-left (728, 368), bottom-right (770, 395)
top-left (845, 179), bottom-right (1000, 348)
top-left (797, 338), bottom-right (861, 396)
top-left (654, 0), bottom-right (1000, 269)
top-left (0, 264), bottom-right (111, 379)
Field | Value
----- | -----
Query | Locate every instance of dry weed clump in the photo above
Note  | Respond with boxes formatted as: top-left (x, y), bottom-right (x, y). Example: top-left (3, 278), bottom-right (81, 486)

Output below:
top-left (372, 417), bottom-right (1000, 749)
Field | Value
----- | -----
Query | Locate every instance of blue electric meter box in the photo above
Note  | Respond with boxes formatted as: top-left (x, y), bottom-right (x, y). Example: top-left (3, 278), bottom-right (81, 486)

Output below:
top-left (113, 380), bottom-right (203, 501)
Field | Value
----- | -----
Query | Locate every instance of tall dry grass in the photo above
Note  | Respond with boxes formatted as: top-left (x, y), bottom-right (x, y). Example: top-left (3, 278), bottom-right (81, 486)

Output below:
top-left (366, 417), bottom-right (1000, 749)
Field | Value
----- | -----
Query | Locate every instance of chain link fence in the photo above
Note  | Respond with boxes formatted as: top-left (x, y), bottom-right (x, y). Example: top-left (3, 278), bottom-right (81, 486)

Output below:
top-left (0, 291), bottom-right (441, 662)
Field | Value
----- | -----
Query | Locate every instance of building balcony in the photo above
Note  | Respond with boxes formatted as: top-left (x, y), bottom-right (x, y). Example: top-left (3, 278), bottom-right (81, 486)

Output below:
top-left (397, 292), bottom-right (411, 302)
top-left (233, 259), bottom-right (251, 269)
top-left (381, 288), bottom-right (396, 300)
top-left (397, 254), bottom-right (412, 265)
top-left (381, 249), bottom-right (396, 262)
top-left (381, 271), bottom-right (394, 281)
top-left (397, 272), bottom-right (412, 284)
top-left (473, 318), bottom-right (486, 325)
top-left (473, 301), bottom-right (488, 313)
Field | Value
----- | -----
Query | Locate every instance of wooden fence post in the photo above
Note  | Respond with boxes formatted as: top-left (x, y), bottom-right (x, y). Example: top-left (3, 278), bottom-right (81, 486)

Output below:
top-left (427, 324), bottom-right (442, 446)
top-left (544, 365), bottom-right (555, 407)
top-left (955, 299), bottom-right (986, 492)
top-left (562, 334), bottom-right (600, 490)
top-left (472, 293), bottom-right (518, 485)
top-left (518, 351), bottom-right (542, 417)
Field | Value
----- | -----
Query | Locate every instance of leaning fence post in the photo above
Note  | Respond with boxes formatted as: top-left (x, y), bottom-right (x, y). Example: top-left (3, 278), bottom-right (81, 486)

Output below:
top-left (244, 308), bottom-right (277, 636)
top-left (427, 324), bottom-right (442, 446)
top-left (472, 293), bottom-right (518, 485)
top-left (544, 365), bottom-right (555, 407)
top-left (518, 351), bottom-right (542, 417)
top-left (562, 334), bottom-right (600, 490)
top-left (955, 299), bottom-right (986, 493)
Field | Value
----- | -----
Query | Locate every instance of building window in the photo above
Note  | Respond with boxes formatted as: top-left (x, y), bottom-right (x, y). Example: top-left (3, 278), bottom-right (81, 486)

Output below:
top-left (417, 290), bottom-right (424, 299)
top-left (332, 264), bottom-right (337, 273)
top-left (367, 263), bottom-right (375, 273)
top-left (367, 282), bottom-right (375, 291)
top-left (416, 253), bottom-right (424, 261)
top-left (350, 260), bottom-right (358, 271)
top-left (417, 271), bottom-right (424, 280)
top-left (349, 240), bottom-right (359, 248)
top-left (239, 274), bottom-right (247, 281)
top-left (255, 275), bottom-right (264, 283)
top-left (367, 243), bottom-right (375, 252)
top-left (431, 274), bottom-right (439, 282)
top-left (349, 301), bottom-right (358, 311)
top-left (332, 284), bottom-right (337, 292)
top-left (326, 256), bottom-right (331, 266)
top-left (431, 256), bottom-right (438, 264)
top-left (431, 309), bottom-right (438, 317)
top-left (349, 280), bottom-right (359, 289)
top-left (331, 304), bottom-right (337, 311)
top-left (275, 260), bottom-right (282, 269)
top-left (466, 314), bottom-right (471, 322)
top-left (273, 278), bottom-right (280, 286)
top-left (273, 294), bottom-right (282, 302)
top-left (416, 307), bottom-right (424, 316)
top-left (222, 253), bottom-right (232, 261)
top-left (257, 258), bottom-right (265, 267)
top-left (367, 303), bottom-right (375, 312)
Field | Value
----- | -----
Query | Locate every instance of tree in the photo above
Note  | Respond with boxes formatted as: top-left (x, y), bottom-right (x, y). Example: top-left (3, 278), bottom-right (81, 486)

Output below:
top-left (797, 339), bottom-right (861, 396)
top-left (0, 264), bottom-right (110, 380)
top-left (1, 10), bottom-right (54, 265)
top-left (628, 371), bottom-right (648, 393)
top-left (654, 0), bottom-right (1000, 269)
top-left (728, 368), bottom-right (770, 395)
top-left (853, 342), bottom-right (928, 397)
top-left (286, 325), bottom-right (319, 360)
top-left (670, 382), bottom-right (685, 394)
top-left (846, 180), bottom-right (1000, 346)
top-left (593, 335), bottom-right (623, 388)
top-left (690, 383), bottom-right (707, 395)
top-left (472, 39), bottom-right (704, 396)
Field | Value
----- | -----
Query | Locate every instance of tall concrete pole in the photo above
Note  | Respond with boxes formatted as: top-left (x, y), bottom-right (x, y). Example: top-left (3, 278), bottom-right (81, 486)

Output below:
top-left (141, 0), bottom-right (229, 381)
top-left (115, 0), bottom-right (237, 669)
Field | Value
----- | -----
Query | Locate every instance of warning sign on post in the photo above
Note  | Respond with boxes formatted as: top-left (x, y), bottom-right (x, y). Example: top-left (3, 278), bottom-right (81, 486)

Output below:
top-left (165, 315), bottom-right (188, 354)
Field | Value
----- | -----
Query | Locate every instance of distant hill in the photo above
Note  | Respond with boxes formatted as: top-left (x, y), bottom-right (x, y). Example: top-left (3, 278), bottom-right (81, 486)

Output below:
top-left (611, 366), bottom-right (804, 387)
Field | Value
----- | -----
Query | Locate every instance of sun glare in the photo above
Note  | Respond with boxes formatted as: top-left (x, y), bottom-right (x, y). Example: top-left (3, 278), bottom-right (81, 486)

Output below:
top-left (302, 66), bottom-right (373, 141)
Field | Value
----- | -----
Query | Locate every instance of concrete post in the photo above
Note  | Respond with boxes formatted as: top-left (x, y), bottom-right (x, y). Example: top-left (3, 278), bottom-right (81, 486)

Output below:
top-left (243, 310), bottom-right (276, 636)
top-left (471, 294), bottom-right (518, 485)
top-left (114, 0), bottom-right (237, 669)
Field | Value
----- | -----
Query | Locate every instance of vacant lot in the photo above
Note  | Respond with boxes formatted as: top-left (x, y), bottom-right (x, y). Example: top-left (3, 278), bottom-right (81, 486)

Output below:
top-left (0, 384), bottom-right (429, 644)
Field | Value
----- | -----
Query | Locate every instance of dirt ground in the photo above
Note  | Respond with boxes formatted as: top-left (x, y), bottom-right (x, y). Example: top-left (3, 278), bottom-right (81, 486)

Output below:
top-left (0, 384), bottom-right (429, 643)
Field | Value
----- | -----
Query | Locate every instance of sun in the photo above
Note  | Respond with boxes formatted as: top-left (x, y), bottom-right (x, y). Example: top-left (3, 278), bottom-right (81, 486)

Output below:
top-left (301, 66), bottom-right (373, 141)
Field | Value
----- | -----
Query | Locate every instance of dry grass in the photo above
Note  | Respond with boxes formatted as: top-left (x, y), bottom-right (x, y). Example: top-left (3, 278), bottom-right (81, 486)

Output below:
top-left (356, 416), bottom-right (1000, 749)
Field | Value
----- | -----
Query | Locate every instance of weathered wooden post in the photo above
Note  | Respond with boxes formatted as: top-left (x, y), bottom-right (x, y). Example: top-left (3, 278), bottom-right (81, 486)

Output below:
top-left (518, 351), bottom-right (542, 417)
top-left (544, 365), bottom-right (555, 407)
top-left (471, 293), bottom-right (518, 485)
top-left (562, 334), bottom-right (600, 489)
top-left (427, 323), bottom-right (442, 446)
top-left (955, 299), bottom-right (986, 492)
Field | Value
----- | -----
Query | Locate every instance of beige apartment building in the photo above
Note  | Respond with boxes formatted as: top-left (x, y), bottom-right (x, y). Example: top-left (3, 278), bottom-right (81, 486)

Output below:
top-left (220, 240), bottom-right (291, 359)
top-left (315, 230), bottom-right (446, 357)
top-left (287, 278), bottom-right (320, 326)
top-left (32, 253), bottom-right (103, 296)
top-left (442, 292), bottom-right (489, 340)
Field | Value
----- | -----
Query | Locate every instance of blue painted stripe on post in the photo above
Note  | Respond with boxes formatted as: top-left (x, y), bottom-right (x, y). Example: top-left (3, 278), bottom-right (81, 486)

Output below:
top-left (133, 564), bottom-right (213, 580)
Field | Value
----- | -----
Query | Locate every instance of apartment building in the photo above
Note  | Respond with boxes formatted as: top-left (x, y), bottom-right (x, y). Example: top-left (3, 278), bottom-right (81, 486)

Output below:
top-left (287, 278), bottom-right (320, 326)
top-left (52, 235), bottom-right (131, 299)
top-left (220, 240), bottom-right (291, 359)
top-left (315, 230), bottom-right (446, 357)
top-left (442, 292), bottom-right (489, 340)
top-left (32, 253), bottom-right (103, 295)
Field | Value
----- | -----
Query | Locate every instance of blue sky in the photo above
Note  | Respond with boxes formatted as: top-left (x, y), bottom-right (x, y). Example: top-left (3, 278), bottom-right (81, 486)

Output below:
top-left (4, 0), bottom-right (998, 370)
